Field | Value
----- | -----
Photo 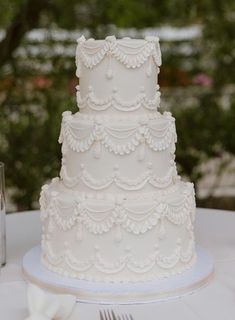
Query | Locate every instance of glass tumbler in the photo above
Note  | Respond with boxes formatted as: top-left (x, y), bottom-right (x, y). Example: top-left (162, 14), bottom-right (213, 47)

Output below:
top-left (0, 162), bottom-right (6, 266)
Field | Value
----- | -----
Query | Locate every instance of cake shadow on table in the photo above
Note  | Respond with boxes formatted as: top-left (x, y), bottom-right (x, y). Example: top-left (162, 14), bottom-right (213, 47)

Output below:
top-left (23, 36), bottom-right (213, 308)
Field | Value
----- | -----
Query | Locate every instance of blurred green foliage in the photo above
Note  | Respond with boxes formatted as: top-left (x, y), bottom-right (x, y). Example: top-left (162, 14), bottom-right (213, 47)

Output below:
top-left (0, 1), bottom-right (209, 31)
top-left (0, 0), bottom-right (235, 210)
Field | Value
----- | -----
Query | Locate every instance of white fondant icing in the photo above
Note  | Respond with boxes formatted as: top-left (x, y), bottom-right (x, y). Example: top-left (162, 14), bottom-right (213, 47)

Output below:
top-left (40, 36), bottom-right (197, 283)
top-left (76, 85), bottom-right (161, 112)
top-left (42, 237), bottom-right (195, 277)
top-left (59, 111), bottom-right (176, 155)
top-left (40, 179), bottom-right (196, 282)
top-left (76, 36), bottom-right (161, 76)
top-left (60, 163), bottom-right (177, 190)
top-left (40, 181), bottom-right (195, 235)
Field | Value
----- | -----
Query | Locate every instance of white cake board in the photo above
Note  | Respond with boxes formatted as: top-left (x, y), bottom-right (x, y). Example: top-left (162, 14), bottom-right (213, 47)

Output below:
top-left (22, 245), bottom-right (213, 304)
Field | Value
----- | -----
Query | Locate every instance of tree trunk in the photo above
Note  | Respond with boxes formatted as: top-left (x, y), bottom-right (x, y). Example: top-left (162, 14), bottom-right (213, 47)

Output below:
top-left (0, 0), bottom-right (50, 68)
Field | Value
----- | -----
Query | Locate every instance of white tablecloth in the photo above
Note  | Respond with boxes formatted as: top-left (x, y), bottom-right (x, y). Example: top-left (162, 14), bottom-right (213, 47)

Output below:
top-left (0, 208), bottom-right (235, 320)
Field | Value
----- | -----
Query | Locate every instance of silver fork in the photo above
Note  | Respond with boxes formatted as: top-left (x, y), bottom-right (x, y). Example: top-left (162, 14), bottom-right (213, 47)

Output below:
top-left (99, 309), bottom-right (116, 320)
top-left (118, 314), bottom-right (134, 320)
top-left (99, 309), bottom-right (134, 320)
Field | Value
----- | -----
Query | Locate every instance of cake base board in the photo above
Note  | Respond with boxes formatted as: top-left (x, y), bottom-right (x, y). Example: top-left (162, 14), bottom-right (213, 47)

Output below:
top-left (22, 245), bottom-right (213, 304)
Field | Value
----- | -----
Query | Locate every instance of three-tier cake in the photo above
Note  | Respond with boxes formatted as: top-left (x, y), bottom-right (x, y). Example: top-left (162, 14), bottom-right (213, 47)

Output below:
top-left (39, 35), bottom-right (196, 283)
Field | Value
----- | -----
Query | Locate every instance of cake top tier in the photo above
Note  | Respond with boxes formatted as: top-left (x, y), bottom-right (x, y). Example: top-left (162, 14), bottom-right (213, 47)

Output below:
top-left (75, 35), bottom-right (161, 76)
top-left (75, 36), bottom-right (162, 115)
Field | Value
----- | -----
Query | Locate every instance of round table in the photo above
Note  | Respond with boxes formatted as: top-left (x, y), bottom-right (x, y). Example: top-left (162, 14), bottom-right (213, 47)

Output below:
top-left (0, 208), bottom-right (235, 320)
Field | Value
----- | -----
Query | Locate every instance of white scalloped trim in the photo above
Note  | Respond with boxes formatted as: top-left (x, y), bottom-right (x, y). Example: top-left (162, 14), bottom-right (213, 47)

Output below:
top-left (46, 177), bottom-right (182, 201)
top-left (40, 182), bottom-right (195, 235)
top-left (74, 110), bottom-right (160, 122)
top-left (76, 86), bottom-right (160, 112)
top-left (76, 36), bottom-right (162, 77)
top-left (59, 111), bottom-right (176, 156)
top-left (60, 163), bottom-right (177, 191)
top-left (42, 237), bottom-right (195, 279)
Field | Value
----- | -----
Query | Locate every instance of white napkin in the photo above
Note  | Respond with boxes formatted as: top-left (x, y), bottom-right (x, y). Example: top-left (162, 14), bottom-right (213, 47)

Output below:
top-left (25, 284), bottom-right (76, 320)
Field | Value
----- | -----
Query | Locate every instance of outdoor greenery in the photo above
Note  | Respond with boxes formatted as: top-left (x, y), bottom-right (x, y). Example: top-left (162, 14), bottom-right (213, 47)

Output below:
top-left (0, 0), bottom-right (235, 211)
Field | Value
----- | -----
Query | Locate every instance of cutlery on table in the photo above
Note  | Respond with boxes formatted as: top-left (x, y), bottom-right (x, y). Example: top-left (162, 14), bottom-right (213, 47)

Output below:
top-left (99, 309), bottom-right (134, 320)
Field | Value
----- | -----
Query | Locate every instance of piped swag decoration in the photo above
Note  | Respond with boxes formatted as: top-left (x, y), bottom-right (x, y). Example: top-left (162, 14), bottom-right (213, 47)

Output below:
top-left (75, 35), bottom-right (162, 78)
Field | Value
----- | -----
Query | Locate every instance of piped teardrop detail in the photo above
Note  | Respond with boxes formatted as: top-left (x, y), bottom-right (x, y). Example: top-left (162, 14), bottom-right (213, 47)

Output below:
top-left (146, 57), bottom-right (152, 77)
top-left (115, 224), bottom-right (122, 243)
top-left (106, 52), bottom-right (113, 79)
top-left (138, 139), bottom-right (146, 161)
top-left (158, 218), bottom-right (166, 239)
top-left (93, 140), bottom-right (102, 159)
top-left (76, 223), bottom-right (83, 242)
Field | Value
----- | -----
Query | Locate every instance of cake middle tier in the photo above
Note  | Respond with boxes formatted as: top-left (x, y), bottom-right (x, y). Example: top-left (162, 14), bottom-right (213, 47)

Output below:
top-left (59, 111), bottom-right (178, 194)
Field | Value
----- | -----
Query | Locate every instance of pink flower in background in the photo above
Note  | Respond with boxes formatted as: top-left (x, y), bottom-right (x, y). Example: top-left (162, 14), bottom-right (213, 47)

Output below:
top-left (32, 76), bottom-right (52, 89)
top-left (192, 73), bottom-right (213, 87)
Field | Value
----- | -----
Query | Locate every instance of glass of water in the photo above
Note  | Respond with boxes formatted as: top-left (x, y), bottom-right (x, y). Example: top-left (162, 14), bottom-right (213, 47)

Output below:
top-left (0, 162), bottom-right (6, 267)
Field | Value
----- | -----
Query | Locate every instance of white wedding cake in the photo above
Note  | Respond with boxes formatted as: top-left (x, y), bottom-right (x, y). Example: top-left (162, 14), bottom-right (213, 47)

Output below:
top-left (39, 35), bottom-right (196, 283)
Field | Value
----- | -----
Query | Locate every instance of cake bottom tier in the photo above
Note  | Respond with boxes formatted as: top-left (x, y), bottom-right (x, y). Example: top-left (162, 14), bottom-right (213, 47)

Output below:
top-left (40, 179), bottom-right (196, 283)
